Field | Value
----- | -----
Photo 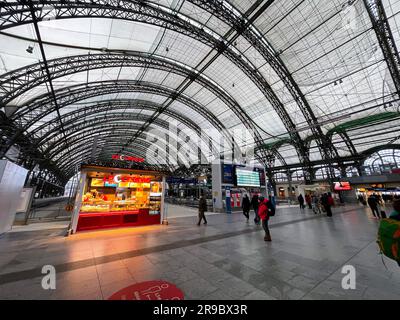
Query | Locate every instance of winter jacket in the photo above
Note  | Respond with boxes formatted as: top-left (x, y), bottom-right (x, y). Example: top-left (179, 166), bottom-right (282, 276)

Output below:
top-left (199, 198), bottom-right (208, 213)
top-left (258, 199), bottom-right (271, 221)
top-left (242, 197), bottom-right (251, 211)
top-left (251, 195), bottom-right (259, 210)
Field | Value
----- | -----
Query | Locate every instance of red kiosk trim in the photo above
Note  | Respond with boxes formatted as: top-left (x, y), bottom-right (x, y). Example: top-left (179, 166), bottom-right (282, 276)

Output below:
top-left (73, 165), bottom-right (165, 233)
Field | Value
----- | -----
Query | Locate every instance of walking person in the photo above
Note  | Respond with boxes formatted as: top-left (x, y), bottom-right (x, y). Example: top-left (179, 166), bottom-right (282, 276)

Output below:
top-left (241, 194), bottom-right (251, 222)
top-left (251, 194), bottom-right (260, 225)
top-left (197, 195), bottom-right (208, 226)
top-left (312, 193), bottom-right (321, 214)
top-left (367, 194), bottom-right (381, 219)
top-left (376, 194), bottom-right (385, 218)
top-left (305, 194), bottom-right (312, 209)
top-left (321, 193), bottom-right (333, 217)
top-left (258, 197), bottom-right (272, 242)
top-left (298, 194), bottom-right (305, 212)
top-left (389, 199), bottom-right (400, 221)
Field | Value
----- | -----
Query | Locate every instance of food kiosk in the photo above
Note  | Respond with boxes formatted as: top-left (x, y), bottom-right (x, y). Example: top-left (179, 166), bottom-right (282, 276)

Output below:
top-left (70, 165), bottom-right (166, 233)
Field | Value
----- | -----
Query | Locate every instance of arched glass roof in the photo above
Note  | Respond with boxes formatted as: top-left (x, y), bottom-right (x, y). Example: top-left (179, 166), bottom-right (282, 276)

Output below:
top-left (0, 0), bottom-right (400, 183)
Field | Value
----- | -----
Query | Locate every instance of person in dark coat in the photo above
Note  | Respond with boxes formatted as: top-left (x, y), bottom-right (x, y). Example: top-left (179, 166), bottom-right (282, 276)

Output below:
top-left (241, 194), bottom-right (251, 222)
top-left (197, 196), bottom-right (208, 226)
top-left (251, 194), bottom-right (260, 225)
top-left (367, 194), bottom-right (380, 219)
top-left (298, 194), bottom-right (305, 211)
top-left (321, 193), bottom-right (334, 217)
top-left (305, 194), bottom-right (312, 209)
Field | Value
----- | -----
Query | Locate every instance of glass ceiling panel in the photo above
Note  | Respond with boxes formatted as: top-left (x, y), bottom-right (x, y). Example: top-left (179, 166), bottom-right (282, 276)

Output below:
top-left (227, 0), bottom-right (256, 14)
top-left (152, 29), bottom-right (213, 68)
top-left (278, 144), bottom-right (300, 165)
top-left (309, 140), bottom-right (323, 161)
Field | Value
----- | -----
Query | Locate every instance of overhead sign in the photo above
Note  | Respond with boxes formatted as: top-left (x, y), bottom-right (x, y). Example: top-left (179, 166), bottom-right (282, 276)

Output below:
top-left (112, 154), bottom-right (145, 163)
top-left (222, 164), bottom-right (234, 184)
top-left (236, 168), bottom-right (261, 187)
top-left (108, 281), bottom-right (184, 300)
top-left (103, 175), bottom-right (151, 184)
top-left (334, 182), bottom-right (352, 191)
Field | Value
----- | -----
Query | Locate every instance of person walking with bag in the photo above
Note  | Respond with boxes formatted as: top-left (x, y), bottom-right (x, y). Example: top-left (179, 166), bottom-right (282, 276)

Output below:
top-left (298, 194), bottom-right (305, 212)
top-left (241, 194), bottom-right (251, 222)
top-left (251, 194), bottom-right (260, 225)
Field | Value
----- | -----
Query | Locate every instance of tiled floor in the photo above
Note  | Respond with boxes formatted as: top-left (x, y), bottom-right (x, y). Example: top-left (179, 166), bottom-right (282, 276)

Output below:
top-left (0, 205), bottom-right (399, 300)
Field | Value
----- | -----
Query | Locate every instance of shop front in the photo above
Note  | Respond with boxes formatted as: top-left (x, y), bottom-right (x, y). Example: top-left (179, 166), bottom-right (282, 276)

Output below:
top-left (70, 165), bottom-right (166, 233)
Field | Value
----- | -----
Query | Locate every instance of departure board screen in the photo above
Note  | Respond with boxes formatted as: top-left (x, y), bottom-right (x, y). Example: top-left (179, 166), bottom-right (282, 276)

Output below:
top-left (236, 169), bottom-right (261, 187)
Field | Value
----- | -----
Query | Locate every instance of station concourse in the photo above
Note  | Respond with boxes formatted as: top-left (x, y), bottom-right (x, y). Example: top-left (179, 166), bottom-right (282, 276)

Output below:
top-left (0, 0), bottom-right (400, 301)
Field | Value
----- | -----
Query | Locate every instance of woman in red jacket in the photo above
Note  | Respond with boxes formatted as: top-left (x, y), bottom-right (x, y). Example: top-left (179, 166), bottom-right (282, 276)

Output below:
top-left (258, 197), bottom-right (272, 242)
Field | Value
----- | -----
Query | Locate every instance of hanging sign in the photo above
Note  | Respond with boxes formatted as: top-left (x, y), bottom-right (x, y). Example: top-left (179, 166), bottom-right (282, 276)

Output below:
top-left (103, 175), bottom-right (151, 184)
top-left (112, 154), bottom-right (145, 163)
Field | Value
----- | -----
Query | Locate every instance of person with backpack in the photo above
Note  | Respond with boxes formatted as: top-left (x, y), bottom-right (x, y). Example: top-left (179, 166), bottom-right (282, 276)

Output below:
top-left (251, 194), bottom-right (260, 225)
top-left (258, 197), bottom-right (275, 242)
top-left (241, 194), bottom-right (251, 222)
top-left (377, 199), bottom-right (400, 266)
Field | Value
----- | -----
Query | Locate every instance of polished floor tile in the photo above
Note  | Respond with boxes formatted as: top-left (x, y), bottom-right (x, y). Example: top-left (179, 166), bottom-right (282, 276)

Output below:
top-left (0, 205), bottom-right (399, 300)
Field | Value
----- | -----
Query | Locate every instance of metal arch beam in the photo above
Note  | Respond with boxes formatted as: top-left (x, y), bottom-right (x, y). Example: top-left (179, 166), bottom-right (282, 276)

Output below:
top-left (32, 101), bottom-right (219, 164)
top-left (0, 2), bottom-right (304, 165)
top-left (0, 110), bottom-right (68, 184)
top-left (38, 113), bottom-right (171, 151)
top-left (55, 135), bottom-right (175, 171)
top-left (60, 152), bottom-right (167, 178)
top-left (364, 0), bottom-right (400, 95)
top-left (8, 80), bottom-right (235, 154)
top-left (42, 120), bottom-right (210, 170)
top-left (58, 141), bottom-right (171, 170)
top-left (8, 71), bottom-right (254, 165)
top-left (56, 141), bottom-right (152, 169)
top-left (2, 53), bottom-right (251, 151)
top-left (51, 131), bottom-right (150, 162)
top-left (360, 144), bottom-right (400, 158)
top-left (56, 141), bottom-right (168, 174)
top-left (5, 71), bottom-right (244, 159)
top-left (38, 113), bottom-right (215, 171)
top-left (337, 132), bottom-right (358, 156)
top-left (40, 115), bottom-right (206, 160)
top-left (188, 0), bottom-right (340, 165)
top-left (49, 126), bottom-right (206, 167)
top-left (45, 124), bottom-right (197, 162)
top-left (97, 140), bottom-right (205, 170)
top-left (29, 100), bottom-right (203, 140)
top-left (57, 135), bottom-right (197, 175)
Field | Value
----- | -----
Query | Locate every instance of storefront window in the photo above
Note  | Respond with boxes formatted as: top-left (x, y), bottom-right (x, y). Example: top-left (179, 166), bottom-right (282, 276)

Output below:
top-left (364, 149), bottom-right (400, 174)
top-left (80, 172), bottom-right (162, 215)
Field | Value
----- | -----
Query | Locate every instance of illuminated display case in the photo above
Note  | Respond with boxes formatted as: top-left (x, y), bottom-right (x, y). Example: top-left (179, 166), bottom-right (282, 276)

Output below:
top-left (80, 177), bottom-right (154, 213)
top-left (74, 166), bottom-right (165, 232)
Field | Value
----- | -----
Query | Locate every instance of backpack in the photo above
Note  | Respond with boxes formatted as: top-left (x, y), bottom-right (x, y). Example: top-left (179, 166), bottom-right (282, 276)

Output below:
top-left (377, 219), bottom-right (400, 266)
top-left (267, 201), bottom-right (276, 217)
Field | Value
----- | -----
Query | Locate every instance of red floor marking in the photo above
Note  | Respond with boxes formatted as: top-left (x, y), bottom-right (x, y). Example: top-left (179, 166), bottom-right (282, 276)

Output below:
top-left (108, 280), bottom-right (185, 300)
